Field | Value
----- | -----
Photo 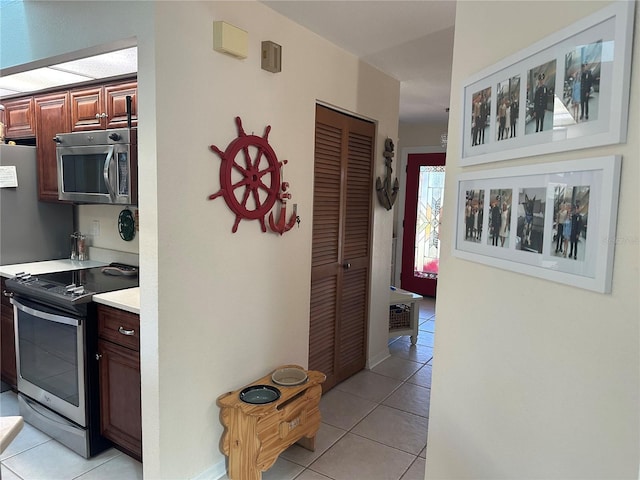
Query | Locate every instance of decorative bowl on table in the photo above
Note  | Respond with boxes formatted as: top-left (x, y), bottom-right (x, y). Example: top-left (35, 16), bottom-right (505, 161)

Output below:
top-left (271, 367), bottom-right (308, 386)
top-left (239, 385), bottom-right (281, 404)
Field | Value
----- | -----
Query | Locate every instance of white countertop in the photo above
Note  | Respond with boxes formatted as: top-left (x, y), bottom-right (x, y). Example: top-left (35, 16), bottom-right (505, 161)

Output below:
top-left (93, 287), bottom-right (140, 315)
top-left (0, 259), bottom-right (107, 278)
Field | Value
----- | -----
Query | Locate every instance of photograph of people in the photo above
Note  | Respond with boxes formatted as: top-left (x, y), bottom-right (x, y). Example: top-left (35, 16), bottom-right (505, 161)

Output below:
top-left (516, 187), bottom-right (546, 253)
top-left (551, 185), bottom-right (590, 260)
top-left (499, 201), bottom-right (511, 247)
top-left (525, 60), bottom-right (556, 135)
top-left (496, 75), bottom-right (520, 141)
top-left (471, 87), bottom-right (491, 146)
top-left (562, 41), bottom-right (602, 124)
top-left (510, 90), bottom-right (519, 138)
top-left (552, 189), bottom-right (570, 256)
top-left (486, 189), bottom-right (511, 248)
top-left (464, 189), bottom-right (485, 243)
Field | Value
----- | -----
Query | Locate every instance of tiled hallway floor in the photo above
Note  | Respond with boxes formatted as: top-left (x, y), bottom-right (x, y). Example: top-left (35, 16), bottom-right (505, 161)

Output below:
top-left (262, 297), bottom-right (436, 480)
top-left (1, 298), bottom-right (436, 480)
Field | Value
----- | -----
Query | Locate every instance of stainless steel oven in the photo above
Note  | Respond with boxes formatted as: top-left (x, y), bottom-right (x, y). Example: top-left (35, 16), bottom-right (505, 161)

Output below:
top-left (6, 265), bottom-right (139, 458)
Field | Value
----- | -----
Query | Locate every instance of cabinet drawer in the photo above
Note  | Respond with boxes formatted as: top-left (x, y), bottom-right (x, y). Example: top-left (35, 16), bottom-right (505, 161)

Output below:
top-left (97, 305), bottom-right (140, 351)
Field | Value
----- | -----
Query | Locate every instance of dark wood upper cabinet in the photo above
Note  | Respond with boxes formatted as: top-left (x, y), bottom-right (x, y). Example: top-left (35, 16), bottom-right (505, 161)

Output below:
top-left (71, 81), bottom-right (137, 131)
top-left (70, 87), bottom-right (104, 131)
top-left (34, 92), bottom-right (70, 202)
top-left (3, 97), bottom-right (36, 138)
top-left (104, 82), bottom-right (137, 129)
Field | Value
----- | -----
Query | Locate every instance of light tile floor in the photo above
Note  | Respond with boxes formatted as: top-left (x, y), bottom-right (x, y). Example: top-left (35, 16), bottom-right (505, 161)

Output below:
top-left (0, 298), bottom-right (436, 480)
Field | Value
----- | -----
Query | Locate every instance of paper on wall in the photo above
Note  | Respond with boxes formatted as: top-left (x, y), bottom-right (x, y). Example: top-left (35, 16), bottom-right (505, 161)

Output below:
top-left (0, 166), bottom-right (18, 188)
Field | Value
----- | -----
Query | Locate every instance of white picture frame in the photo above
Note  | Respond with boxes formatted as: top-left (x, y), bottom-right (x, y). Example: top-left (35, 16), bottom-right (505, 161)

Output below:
top-left (460, 1), bottom-right (634, 166)
top-left (452, 156), bottom-right (621, 293)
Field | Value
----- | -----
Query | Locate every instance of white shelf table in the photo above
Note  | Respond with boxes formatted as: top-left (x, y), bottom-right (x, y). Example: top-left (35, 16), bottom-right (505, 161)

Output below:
top-left (388, 287), bottom-right (423, 345)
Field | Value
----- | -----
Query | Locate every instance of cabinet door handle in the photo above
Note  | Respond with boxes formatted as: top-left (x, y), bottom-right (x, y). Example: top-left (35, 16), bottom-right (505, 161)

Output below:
top-left (118, 326), bottom-right (135, 336)
top-left (95, 353), bottom-right (102, 360)
top-left (2, 290), bottom-right (13, 298)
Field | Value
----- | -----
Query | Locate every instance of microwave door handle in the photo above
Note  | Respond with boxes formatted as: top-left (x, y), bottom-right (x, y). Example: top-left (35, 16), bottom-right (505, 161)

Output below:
top-left (103, 149), bottom-right (117, 200)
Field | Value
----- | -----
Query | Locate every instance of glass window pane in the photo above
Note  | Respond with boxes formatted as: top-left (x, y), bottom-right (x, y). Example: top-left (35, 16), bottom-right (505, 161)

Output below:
top-left (414, 166), bottom-right (445, 280)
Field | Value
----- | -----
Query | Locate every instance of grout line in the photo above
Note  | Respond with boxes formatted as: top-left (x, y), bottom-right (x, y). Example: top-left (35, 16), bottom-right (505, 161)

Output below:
top-left (348, 430), bottom-right (422, 458)
top-left (1, 463), bottom-right (25, 479)
top-left (70, 453), bottom-right (125, 480)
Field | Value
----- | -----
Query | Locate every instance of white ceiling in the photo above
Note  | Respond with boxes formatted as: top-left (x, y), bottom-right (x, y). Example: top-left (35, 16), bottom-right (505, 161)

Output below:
top-left (262, 0), bottom-right (456, 125)
top-left (0, 47), bottom-right (137, 98)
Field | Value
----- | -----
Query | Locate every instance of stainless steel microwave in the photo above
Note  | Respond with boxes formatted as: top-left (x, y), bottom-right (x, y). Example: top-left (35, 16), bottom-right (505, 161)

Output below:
top-left (55, 128), bottom-right (137, 205)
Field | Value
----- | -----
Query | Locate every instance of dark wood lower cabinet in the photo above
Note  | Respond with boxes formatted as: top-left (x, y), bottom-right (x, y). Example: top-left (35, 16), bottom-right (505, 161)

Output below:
top-left (97, 305), bottom-right (142, 461)
top-left (0, 279), bottom-right (17, 388)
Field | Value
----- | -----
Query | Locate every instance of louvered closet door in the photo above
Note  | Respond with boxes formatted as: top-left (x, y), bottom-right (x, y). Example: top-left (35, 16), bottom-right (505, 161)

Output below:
top-left (310, 105), bottom-right (375, 392)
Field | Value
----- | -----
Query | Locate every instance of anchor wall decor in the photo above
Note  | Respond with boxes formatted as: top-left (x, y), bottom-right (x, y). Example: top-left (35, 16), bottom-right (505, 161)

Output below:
top-left (376, 137), bottom-right (399, 210)
top-left (209, 117), bottom-right (298, 234)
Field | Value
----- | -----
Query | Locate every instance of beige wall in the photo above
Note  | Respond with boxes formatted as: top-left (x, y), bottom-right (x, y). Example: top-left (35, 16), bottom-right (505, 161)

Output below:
top-left (427, 1), bottom-right (640, 478)
top-left (2, 1), bottom-right (400, 478)
top-left (398, 121), bottom-right (449, 149)
top-left (151, 4), bottom-right (398, 476)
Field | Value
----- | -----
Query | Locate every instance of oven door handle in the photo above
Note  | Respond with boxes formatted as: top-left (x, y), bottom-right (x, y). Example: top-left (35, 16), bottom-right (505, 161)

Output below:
top-left (12, 299), bottom-right (80, 327)
top-left (103, 147), bottom-right (117, 200)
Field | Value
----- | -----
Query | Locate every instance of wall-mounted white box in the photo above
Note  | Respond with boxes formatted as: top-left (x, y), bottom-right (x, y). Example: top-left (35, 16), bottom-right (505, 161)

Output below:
top-left (213, 21), bottom-right (248, 59)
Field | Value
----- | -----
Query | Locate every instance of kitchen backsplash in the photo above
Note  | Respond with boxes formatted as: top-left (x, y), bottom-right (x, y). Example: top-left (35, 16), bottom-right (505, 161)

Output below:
top-left (78, 204), bottom-right (139, 255)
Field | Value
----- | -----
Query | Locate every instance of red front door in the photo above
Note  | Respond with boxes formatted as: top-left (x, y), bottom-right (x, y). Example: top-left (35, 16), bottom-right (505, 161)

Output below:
top-left (400, 152), bottom-right (446, 297)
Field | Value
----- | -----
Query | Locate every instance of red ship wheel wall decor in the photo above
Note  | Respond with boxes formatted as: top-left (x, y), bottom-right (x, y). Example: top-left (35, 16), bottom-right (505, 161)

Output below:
top-left (209, 117), bottom-right (298, 234)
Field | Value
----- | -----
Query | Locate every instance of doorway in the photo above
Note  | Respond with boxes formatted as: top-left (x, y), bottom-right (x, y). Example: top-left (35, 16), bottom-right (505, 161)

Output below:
top-left (308, 104), bottom-right (375, 392)
top-left (400, 152), bottom-right (446, 297)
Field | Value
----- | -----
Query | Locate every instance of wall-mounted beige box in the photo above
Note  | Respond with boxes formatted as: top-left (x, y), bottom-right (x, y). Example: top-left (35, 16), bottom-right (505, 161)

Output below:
top-left (213, 21), bottom-right (248, 59)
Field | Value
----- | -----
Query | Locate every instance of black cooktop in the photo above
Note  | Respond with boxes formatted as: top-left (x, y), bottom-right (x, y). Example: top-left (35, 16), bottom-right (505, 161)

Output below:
top-left (6, 263), bottom-right (139, 310)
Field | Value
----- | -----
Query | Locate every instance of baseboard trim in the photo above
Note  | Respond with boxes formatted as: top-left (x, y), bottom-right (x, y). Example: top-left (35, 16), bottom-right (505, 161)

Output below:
top-left (367, 348), bottom-right (390, 370)
top-left (192, 459), bottom-right (227, 480)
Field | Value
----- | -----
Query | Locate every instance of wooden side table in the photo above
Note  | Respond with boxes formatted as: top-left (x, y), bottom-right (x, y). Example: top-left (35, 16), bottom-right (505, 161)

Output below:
top-left (389, 287), bottom-right (423, 344)
top-left (217, 366), bottom-right (326, 480)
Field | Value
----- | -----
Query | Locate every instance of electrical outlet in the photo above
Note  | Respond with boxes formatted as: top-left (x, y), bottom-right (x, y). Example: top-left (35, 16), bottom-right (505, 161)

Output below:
top-left (91, 220), bottom-right (100, 236)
